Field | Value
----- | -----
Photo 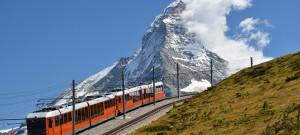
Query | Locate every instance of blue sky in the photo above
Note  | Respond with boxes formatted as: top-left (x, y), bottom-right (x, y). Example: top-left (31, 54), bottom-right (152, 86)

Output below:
top-left (0, 0), bottom-right (299, 129)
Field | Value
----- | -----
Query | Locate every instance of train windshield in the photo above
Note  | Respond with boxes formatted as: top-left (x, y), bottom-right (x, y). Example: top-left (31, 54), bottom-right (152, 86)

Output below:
top-left (26, 118), bottom-right (46, 135)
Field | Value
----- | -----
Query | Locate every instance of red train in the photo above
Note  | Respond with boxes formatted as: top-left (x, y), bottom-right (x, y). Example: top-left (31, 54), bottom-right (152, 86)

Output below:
top-left (26, 82), bottom-right (165, 135)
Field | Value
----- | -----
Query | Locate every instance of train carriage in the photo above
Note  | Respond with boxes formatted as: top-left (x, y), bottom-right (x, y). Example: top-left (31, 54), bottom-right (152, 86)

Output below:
top-left (26, 82), bottom-right (165, 135)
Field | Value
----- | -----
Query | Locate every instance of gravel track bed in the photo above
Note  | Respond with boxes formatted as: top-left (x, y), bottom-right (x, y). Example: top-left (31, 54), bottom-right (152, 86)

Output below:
top-left (79, 96), bottom-right (191, 135)
top-left (118, 105), bottom-right (173, 135)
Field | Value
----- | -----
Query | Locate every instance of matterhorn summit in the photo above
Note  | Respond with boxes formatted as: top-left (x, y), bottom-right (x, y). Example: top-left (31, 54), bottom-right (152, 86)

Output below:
top-left (54, 0), bottom-right (228, 106)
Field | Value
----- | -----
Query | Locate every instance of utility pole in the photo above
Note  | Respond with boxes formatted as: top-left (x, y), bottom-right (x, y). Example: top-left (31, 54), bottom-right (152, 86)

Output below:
top-left (210, 60), bottom-right (213, 86)
top-left (152, 66), bottom-right (156, 105)
top-left (72, 80), bottom-right (76, 135)
top-left (122, 69), bottom-right (126, 119)
top-left (251, 57), bottom-right (253, 68)
top-left (177, 63), bottom-right (180, 99)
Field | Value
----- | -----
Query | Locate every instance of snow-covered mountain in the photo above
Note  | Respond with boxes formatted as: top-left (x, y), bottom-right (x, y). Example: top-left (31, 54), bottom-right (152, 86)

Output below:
top-left (54, 0), bottom-right (228, 106)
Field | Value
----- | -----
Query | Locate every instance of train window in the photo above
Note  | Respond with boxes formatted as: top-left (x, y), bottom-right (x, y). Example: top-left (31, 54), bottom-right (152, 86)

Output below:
top-left (125, 94), bottom-right (132, 101)
top-left (144, 91), bottom-right (147, 98)
top-left (80, 109), bottom-right (83, 122)
top-left (112, 99), bottom-right (115, 106)
top-left (81, 109), bottom-right (84, 121)
top-left (80, 109), bottom-right (83, 121)
top-left (68, 112), bottom-right (72, 122)
top-left (75, 110), bottom-right (78, 123)
top-left (105, 101), bottom-right (108, 109)
top-left (55, 116), bottom-right (59, 126)
top-left (93, 105), bottom-right (98, 117)
top-left (105, 100), bottom-right (114, 109)
top-left (63, 114), bottom-right (68, 124)
top-left (75, 110), bottom-right (78, 122)
top-left (133, 96), bottom-right (139, 102)
top-left (82, 108), bottom-right (85, 121)
top-left (76, 109), bottom-right (82, 123)
top-left (97, 104), bottom-right (100, 116)
top-left (143, 90), bottom-right (147, 98)
top-left (49, 119), bottom-right (53, 128)
top-left (82, 109), bottom-right (85, 121)
top-left (92, 103), bottom-right (103, 117)
top-left (85, 108), bottom-right (87, 120)
top-left (98, 104), bottom-right (100, 113)
top-left (132, 91), bottom-right (140, 103)
top-left (92, 104), bottom-right (97, 116)
top-left (108, 100), bottom-right (111, 108)
top-left (100, 103), bottom-right (104, 115)
top-left (91, 105), bottom-right (94, 117)
top-left (97, 104), bottom-right (100, 115)
top-left (85, 107), bottom-right (88, 120)
top-left (60, 116), bottom-right (63, 124)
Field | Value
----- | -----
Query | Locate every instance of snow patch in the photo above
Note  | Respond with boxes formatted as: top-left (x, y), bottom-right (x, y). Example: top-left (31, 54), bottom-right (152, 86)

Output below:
top-left (181, 79), bottom-right (211, 93)
top-left (0, 127), bottom-right (18, 133)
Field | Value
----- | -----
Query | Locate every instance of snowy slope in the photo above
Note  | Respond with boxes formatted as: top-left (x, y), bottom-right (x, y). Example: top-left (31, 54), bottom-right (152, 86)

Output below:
top-left (0, 126), bottom-right (26, 135)
top-left (54, 62), bottom-right (117, 105)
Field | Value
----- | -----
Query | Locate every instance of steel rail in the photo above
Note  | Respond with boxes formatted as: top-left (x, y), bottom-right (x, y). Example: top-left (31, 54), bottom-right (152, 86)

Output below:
top-left (102, 95), bottom-right (194, 135)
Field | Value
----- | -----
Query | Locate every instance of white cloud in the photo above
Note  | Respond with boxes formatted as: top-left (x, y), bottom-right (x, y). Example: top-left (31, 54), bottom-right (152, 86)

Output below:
top-left (239, 17), bottom-right (259, 33)
top-left (181, 79), bottom-right (211, 93)
top-left (181, 0), bottom-right (272, 73)
top-left (249, 31), bottom-right (271, 48)
top-left (238, 17), bottom-right (271, 49)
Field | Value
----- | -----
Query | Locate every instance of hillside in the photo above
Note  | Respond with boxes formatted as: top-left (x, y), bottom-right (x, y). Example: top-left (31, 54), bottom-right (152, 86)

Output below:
top-left (132, 52), bottom-right (300, 135)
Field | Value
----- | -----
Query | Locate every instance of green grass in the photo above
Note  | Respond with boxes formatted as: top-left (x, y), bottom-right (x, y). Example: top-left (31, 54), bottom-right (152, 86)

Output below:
top-left (132, 52), bottom-right (300, 135)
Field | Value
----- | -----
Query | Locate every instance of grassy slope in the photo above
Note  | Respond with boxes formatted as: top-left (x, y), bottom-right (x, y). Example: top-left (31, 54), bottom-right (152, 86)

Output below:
top-left (132, 52), bottom-right (300, 135)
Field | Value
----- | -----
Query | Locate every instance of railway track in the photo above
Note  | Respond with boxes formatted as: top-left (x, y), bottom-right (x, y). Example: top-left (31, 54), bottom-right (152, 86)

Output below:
top-left (102, 95), bottom-right (194, 135)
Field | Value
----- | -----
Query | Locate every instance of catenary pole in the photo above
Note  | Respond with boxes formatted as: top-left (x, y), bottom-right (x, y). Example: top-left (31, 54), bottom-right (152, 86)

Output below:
top-left (72, 80), bottom-right (76, 135)
top-left (210, 60), bottom-right (213, 86)
top-left (152, 66), bottom-right (156, 105)
top-left (122, 70), bottom-right (126, 119)
top-left (177, 63), bottom-right (180, 99)
top-left (251, 57), bottom-right (253, 68)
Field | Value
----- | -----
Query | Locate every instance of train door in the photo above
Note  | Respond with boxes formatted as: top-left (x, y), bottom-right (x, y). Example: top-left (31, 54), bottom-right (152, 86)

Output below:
top-left (115, 96), bottom-right (119, 116)
top-left (117, 96), bottom-right (122, 114)
top-left (139, 90), bottom-right (143, 105)
top-left (48, 118), bottom-right (54, 135)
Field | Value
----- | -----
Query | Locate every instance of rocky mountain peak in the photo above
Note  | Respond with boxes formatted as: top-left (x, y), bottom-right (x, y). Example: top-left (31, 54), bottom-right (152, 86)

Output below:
top-left (54, 0), bottom-right (228, 106)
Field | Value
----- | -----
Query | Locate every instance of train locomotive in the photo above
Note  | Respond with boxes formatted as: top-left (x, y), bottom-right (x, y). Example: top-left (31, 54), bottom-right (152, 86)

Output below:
top-left (26, 82), bottom-right (165, 135)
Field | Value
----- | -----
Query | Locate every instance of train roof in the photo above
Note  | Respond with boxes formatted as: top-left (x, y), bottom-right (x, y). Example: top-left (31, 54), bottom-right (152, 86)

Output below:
top-left (113, 82), bottom-right (163, 96)
top-left (27, 101), bottom-right (88, 119)
top-left (27, 82), bottom-right (163, 119)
